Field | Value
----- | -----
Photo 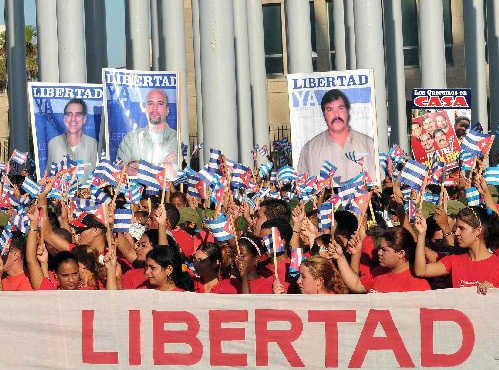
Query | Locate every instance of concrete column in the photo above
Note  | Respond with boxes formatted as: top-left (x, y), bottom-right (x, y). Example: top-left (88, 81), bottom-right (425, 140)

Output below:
top-left (488, 0), bottom-right (499, 135)
top-left (36, 0), bottom-right (59, 82)
top-left (233, 0), bottom-right (254, 165)
top-left (191, 0), bottom-right (204, 166)
top-left (285, 0), bottom-right (313, 73)
top-left (199, 0), bottom-right (238, 160)
top-left (313, 0), bottom-right (331, 71)
top-left (159, 0), bottom-right (189, 158)
top-left (463, 0), bottom-right (488, 130)
top-left (383, 0), bottom-right (408, 152)
top-left (5, 0), bottom-right (29, 152)
top-left (418, 0), bottom-right (446, 88)
top-left (56, 0), bottom-right (86, 82)
top-left (247, 0), bottom-right (269, 161)
top-left (125, 0), bottom-right (150, 70)
top-left (85, 0), bottom-right (108, 83)
top-left (344, 0), bottom-right (356, 69)
top-left (354, 0), bottom-right (388, 153)
top-left (332, 0), bottom-right (346, 70)
top-left (150, 0), bottom-right (160, 71)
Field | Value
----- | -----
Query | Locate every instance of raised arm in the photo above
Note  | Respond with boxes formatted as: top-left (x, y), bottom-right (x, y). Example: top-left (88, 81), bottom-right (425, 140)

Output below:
top-left (330, 241), bottom-right (366, 293)
top-left (413, 210), bottom-right (448, 278)
top-left (26, 207), bottom-right (45, 289)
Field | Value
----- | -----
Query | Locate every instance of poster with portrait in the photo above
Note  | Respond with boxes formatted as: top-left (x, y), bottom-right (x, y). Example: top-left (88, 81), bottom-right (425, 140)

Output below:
top-left (102, 68), bottom-right (181, 167)
top-left (411, 88), bottom-right (471, 184)
top-left (28, 83), bottom-right (104, 179)
top-left (287, 69), bottom-right (380, 185)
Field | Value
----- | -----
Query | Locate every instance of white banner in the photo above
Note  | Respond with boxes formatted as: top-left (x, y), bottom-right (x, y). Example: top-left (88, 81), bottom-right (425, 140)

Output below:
top-left (0, 288), bottom-right (498, 369)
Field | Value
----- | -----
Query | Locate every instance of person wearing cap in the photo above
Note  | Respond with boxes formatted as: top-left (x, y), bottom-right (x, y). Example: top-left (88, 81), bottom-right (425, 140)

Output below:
top-left (47, 98), bottom-right (97, 176)
top-left (297, 89), bottom-right (375, 184)
top-left (117, 89), bottom-right (178, 165)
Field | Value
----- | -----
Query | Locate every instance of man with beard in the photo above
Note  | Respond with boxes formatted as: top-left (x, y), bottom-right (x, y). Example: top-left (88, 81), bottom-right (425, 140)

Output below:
top-left (117, 89), bottom-right (178, 165)
top-left (297, 89), bottom-right (375, 183)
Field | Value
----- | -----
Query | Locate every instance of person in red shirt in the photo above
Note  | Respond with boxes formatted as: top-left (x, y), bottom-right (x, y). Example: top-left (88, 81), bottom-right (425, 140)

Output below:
top-left (192, 243), bottom-right (225, 293)
top-left (414, 207), bottom-right (499, 293)
top-left (215, 235), bottom-right (274, 294)
top-left (332, 227), bottom-right (431, 293)
top-left (0, 231), bottom-right (32, 291)
top-left (142, 247), bottom-right (192, 291)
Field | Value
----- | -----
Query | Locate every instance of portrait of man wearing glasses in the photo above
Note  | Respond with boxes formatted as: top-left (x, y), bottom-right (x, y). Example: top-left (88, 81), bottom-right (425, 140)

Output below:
top-left (46, 98), bottom-right (98, 172)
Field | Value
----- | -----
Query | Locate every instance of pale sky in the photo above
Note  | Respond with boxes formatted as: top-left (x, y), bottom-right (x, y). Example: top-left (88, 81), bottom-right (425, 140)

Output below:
top-left (0, 0), bottom-right (126, 67)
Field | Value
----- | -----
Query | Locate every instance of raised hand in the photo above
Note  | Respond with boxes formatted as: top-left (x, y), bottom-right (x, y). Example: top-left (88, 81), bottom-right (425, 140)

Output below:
top-left (414, 209), bottom-right (427, 236)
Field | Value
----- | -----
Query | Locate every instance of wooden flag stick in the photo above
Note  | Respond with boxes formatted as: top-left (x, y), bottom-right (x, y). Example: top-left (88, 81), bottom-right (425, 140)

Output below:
top-left (104, 203), bottom-right (113, 249)
top-left (419, 175), bottom-right (428, 210)
top-left (161, 166), bottom-right (168, 204)
top-left (273, 245), bottom-right (278, 280)
top-left (112, 166), bottom-right (127, 205)
top-left (230, 214), bottom-right (240, 255)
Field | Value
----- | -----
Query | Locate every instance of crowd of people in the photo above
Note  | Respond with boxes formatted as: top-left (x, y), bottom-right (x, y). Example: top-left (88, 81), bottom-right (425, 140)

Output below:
top-left (0, 137), bottom-right (498, 297)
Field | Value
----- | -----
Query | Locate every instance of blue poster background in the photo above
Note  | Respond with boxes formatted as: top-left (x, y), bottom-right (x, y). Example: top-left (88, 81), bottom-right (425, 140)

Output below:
top-left (29, 84), bottom-right (103, 178)
top-left (103, 69), bottom-right (178, 163)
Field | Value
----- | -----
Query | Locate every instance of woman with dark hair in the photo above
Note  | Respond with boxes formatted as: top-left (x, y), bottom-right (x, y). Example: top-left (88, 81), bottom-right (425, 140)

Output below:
top-left (332, 227), bottom-right (430, 293)
top-left (192, 243), bottom-right (224, 293)
top-left (143, 247), bottom-right (192, 291)
top-left (414, 207), bottom-right (499, 293)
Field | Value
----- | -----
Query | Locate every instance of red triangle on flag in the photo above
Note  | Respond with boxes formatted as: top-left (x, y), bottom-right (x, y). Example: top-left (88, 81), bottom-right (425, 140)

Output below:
top-left (93, 204), bottom-right (107, 225)
top-left (354, 192), bottom-right (371, 214)
top-left (195, 180), bottom-right (206, 199)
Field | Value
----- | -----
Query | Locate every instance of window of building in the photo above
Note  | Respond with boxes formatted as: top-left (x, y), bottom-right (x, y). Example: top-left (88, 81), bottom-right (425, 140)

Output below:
top-left (263, 3), bottom-right (284, 75)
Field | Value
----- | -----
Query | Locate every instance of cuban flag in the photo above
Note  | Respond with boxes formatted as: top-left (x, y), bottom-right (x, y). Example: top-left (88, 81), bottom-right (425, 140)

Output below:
top-left (258, 161), bottom-right (273, 179)
top-left (271, 227), bottom-right (286, 254)
top-left (484, 166), bottom-right (499, 185)
top-left (197, 165), bottom-right (220, 186)
top-left (11, 209), bottom-right (30, 233)
top-left (423, 192), bottom-right (440, 206)
top-left (208, 148), bottom-right (222, 174)
top-left (345, 151), bottom-right (367, 167)
top-left (21, 177), bottom-right (41, 198)
top-left (145, 187), bottom-right (160, 197)
top-left (277, 165), bottom-right (297, 183)
top-left (269, 170), bottom-right (277, 184)
top-left (459, 152), bottom-right (476, 172)
top-left (465, 187), bottom-right (481, 207)
top-left (210, 181), bottom-right (225, 205)
top-left (203, 213), bottom-right (234, 242)
top-left (338, 173), bottom-right (364, 205)
top-left (125, 183), bottom-right (143, 204)
top-left (345, 188), bottom-right (369, 215)
top-left (187, 174), bottom-right (201, 198)
top-left (262, 234), bottom-right (272, 253)
top-left (10, 149), bottom-right (28, 165)
top-left (91, 187), bottom-right (112, 204)
top-left (460, 129), bottom-right (492, 157)
top-left (405, 199), bottom-right (416, 223)
top-left (319, 158), bottom-right (338, 181)
top-left (378, 153), bottom-right (388, 176)
top-left (71, 198), bottom-right (100, 218)
top-left (231, 163), bottom-right (251, 189)
top-left (0, 223), bottom-right (13, 256)
top-left (136, 160), bottom-right (164, 190)
top-left (389, 145), bottom-right (406, 163)
top-left (94, 159), bottom-right (123, 187)
top-left (400, 160), bottom-right (428, 190)
top-left (114, 207), bottom-right (132, 233)
top-left (430, 153), bottom-right (446, 183)
top-left (318, 202), bottom-right (333, 231)
top-left (288, 248), bottom-right (303, 278)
